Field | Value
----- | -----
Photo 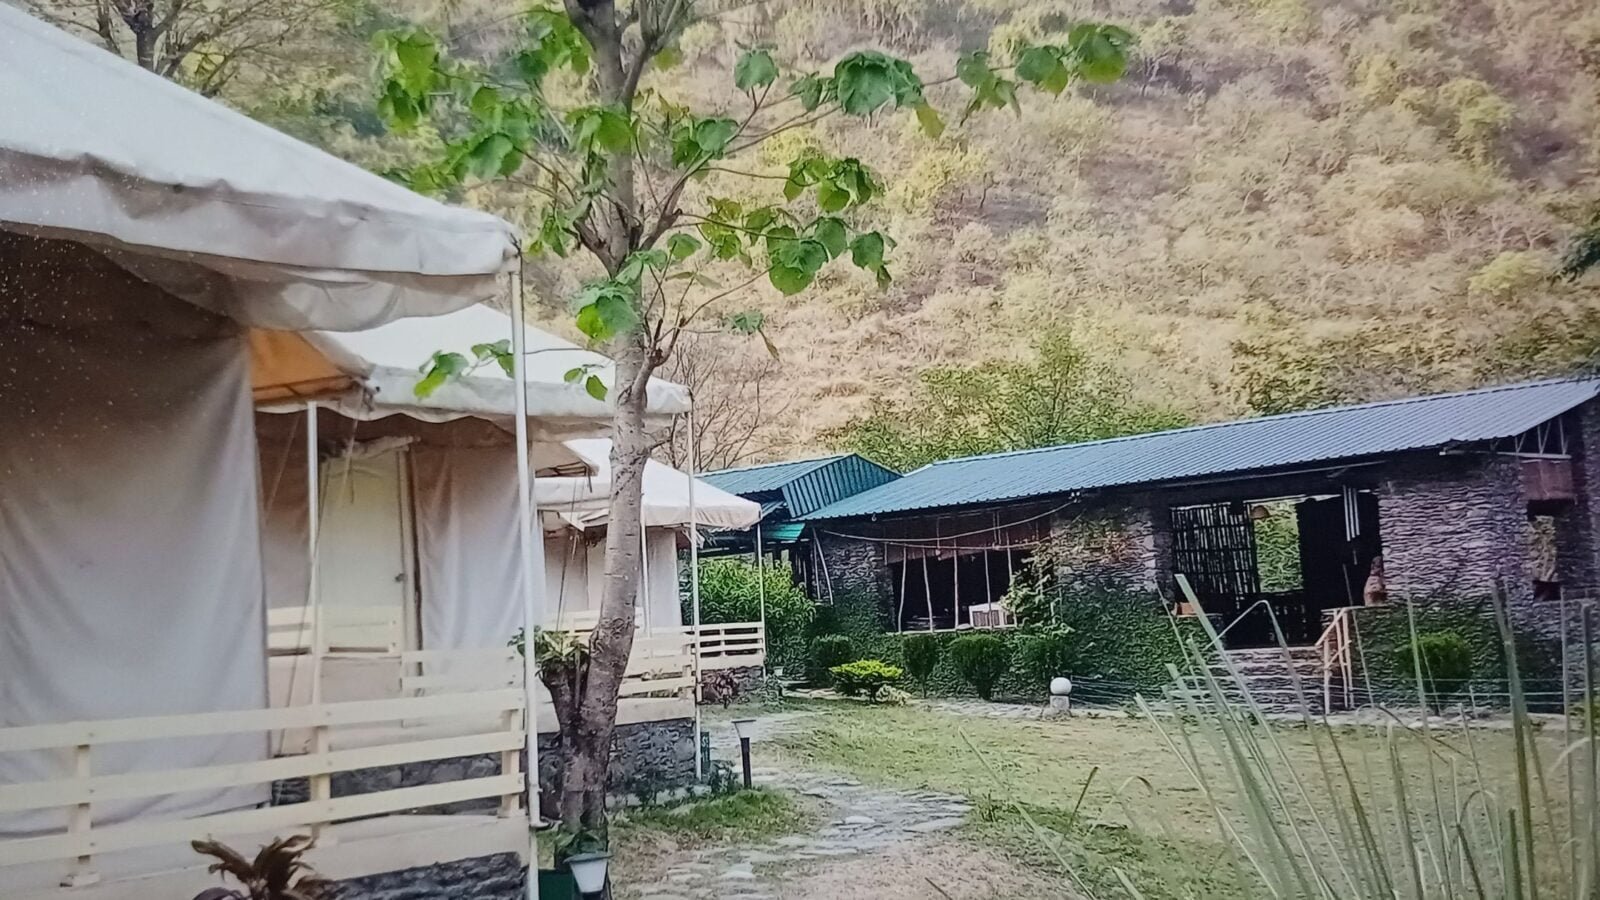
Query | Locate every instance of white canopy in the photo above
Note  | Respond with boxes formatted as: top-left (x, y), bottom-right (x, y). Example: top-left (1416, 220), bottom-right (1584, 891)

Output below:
top-left (0, 6), bottom-right (517, 332)
top-left (257, 304), bottom-right (691, 433)
top-left (539, 439), bottom-right (761, 530)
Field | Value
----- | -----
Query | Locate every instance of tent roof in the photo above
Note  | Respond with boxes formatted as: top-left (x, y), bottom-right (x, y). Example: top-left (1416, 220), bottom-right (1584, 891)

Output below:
top-left (538, 439), bottom-right (761, 530)
top-left (0, 7), bottom-right (517, 331)
top-left (255, 304), bottom-right (690, 434)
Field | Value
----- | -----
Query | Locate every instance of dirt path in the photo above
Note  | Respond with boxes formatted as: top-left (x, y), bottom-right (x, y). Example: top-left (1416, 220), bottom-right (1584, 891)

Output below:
top-left (616, 709), bottom-right (1075, 900)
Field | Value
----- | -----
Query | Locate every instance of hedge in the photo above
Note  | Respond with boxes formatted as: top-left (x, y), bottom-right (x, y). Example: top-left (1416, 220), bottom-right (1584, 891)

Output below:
top-left (1346, 599), bottom-right (1562, 709)
top-left (805, 586), bottom-right (1203, 703)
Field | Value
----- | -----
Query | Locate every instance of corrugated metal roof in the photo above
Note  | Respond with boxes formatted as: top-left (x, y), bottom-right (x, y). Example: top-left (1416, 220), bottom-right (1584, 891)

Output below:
top-left (802, 378), bottom-right (1600, 521)
top-left (701, 455), bottom-right (846, 497)
top-left (703, 453), bottom-right (901, 519)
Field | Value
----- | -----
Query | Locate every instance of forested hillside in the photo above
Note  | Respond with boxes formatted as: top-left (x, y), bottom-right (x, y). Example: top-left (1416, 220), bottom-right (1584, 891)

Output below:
top-left (36, 0), bottom-right (1600, 465)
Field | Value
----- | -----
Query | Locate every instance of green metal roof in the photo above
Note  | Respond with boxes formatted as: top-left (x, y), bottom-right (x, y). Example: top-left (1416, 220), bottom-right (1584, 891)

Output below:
top-left (703, 453), bottom-right (900, 519)
top-left (801, 377), bottom-right (1600, 521)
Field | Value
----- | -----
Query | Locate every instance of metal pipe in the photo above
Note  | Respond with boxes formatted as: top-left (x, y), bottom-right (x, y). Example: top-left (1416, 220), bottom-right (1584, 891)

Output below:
top-left (510, 264), bottom-right (544, 900)
top-left (687, 405), bottom-right (703, 780)
top-left (305, 401), bottom-right (322, 707)
top-left (755, 523), bottom-right (766, 674)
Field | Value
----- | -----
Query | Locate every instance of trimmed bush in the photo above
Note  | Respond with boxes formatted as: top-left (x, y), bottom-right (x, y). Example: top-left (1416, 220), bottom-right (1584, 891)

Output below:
top-left (811, 634), bottom-right (856, 684)
top-left (1399, 630), bottom-right (1474, 712)
top-left (829, 659), bottom-right (903, 697)
top-left (947, 634), bottom-right (1011, 701)
top-left (903, 633), bottom-right (941, 696)
top-left (1013, 627), bottom-right (1074, 691)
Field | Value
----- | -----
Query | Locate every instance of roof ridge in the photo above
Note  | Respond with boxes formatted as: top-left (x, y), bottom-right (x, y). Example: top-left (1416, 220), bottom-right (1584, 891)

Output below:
top-left (919, 376), bottom-right (1600, 470)
top-left (704, 453), bottom-right (846, 476)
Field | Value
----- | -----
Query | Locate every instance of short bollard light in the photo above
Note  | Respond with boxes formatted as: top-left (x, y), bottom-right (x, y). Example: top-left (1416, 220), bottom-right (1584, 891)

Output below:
top-left (566, 851), bottom-right (611, 897)
top-left (732, 718), bottom-right (756, 789)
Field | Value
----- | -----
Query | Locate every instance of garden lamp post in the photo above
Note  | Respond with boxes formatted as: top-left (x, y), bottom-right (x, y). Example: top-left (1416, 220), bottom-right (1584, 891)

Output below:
top-left (566, 852), bottom-right (611, 897)
top-left (732, 718), bottom-right (756, 789)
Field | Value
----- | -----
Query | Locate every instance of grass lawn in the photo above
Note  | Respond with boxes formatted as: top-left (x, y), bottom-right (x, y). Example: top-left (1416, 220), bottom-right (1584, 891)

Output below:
top-left (755, 699), bottom-right (1582, 899)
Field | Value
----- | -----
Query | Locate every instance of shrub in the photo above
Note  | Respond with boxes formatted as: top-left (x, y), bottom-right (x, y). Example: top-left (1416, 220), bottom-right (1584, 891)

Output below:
top-left (690, 559), bottom-right (814, 671)
top-left (1398, 630), bottom-right (1474, 712)
top-left (902, 633), bottom-right (941, 696)
top-left (829, 659), bottom-right (903, 697)
top-left (947, 634), bottom-right (1011, 701)
top-left (811, 634), bottom-right (856, 684)
top-left (1013, 626), bottom-right (1074, 692)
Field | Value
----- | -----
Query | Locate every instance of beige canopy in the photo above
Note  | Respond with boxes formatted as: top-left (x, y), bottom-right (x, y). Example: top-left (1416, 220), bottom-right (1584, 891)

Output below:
top-left (0, 5), bottom-right (518, 332)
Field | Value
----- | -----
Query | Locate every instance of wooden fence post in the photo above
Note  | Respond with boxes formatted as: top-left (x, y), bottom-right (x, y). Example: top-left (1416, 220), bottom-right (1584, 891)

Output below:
top-left (60, 743), bottom-right (97, 887)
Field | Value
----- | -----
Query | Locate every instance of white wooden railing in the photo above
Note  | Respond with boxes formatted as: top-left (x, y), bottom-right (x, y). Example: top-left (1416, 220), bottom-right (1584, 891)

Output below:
top-left (0, 687), bottom-right (526, 888)
top-left (267, 604), bottom-right (404, 656)
top-left (1317, 606), bottom-right (1358, 713)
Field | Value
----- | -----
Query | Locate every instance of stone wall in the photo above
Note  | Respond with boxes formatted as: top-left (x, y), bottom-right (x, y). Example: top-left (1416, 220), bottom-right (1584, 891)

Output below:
top-left (1048, 501), bottom-right (1160, 592)
top-left (325, 852), bottom-right (523, 900)
top-left (1377, 453), bottom-right (1533, 606)
top-left (815, 531), bottom-right (890, 622)
top-left (273, 718), bottom-right (698, 814)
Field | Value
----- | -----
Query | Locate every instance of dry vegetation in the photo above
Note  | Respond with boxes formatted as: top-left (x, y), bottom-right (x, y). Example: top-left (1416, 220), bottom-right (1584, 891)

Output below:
top-left (127, 0), bottom-right (1600, 459)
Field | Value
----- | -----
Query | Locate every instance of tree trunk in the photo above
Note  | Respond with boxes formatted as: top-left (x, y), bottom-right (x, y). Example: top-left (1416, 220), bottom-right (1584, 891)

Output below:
top-left (552, 339), bottom-right (652, 839)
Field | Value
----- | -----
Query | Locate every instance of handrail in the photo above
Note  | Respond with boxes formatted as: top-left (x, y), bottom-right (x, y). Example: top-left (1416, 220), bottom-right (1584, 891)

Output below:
top-left (1213, 598), bottom-right (1275, 643)
top-left (1315, 606), bottom-right (1357, 712)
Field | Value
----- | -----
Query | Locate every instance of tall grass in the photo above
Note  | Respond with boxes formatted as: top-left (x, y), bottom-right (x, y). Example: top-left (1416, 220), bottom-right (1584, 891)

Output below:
top-left (1141, 580), bottom-right (1599, 900)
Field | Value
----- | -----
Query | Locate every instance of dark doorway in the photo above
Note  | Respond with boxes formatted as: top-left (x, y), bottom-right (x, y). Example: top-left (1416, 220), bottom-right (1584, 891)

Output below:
top-left (1297, 493), bottom-right (1380, 615)
top-left (890, 548), bottom-right (1028, 631)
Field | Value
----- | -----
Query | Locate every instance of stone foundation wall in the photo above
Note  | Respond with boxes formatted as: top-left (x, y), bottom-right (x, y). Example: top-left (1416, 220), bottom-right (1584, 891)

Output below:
top-left (273, 718), bottom-right (698, 814)
top-left (324, 852), bottom-right (523, 900)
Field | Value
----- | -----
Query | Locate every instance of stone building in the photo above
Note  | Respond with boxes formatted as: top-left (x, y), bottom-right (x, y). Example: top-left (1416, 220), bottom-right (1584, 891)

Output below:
top-left (799, 378), bottom-right (1600, 652)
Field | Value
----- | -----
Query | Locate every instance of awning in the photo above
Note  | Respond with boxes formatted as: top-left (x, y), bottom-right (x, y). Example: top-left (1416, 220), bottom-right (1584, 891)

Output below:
top-left (254, 304), bottom-right (691, 434)
top-left (538, 439), bottom-right (761, 530)
top-left (0, 6), bottom-right (518, 331)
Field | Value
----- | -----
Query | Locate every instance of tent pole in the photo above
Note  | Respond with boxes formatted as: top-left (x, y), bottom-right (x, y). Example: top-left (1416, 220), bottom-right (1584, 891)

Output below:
top-left (687, 406), bottom-right (703, 780)
top-left (305, 401), bottom-right (322, 708)
top-left (640, 527), bottom-right (651, 636)
top-left (510, 262), bottom-right (544, 900)
top-left (755, 524), bottom-right (767, 675)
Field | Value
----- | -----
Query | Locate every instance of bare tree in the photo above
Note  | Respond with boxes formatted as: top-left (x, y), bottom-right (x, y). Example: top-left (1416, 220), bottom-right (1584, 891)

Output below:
top-left (26, 0), bottom-right (347, 96)
top-left (657, 331), bottom-right (790, 472)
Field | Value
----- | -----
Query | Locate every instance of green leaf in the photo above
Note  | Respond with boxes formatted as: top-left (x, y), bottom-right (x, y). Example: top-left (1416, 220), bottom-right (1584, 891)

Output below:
top-left (563, 367), bottom-right (586, 383)
top-left (956, 51), bottom-right (993, 90)
top-left (734, 48), bottom-right (778, 91)
top-left (573, 281), bottom-right (640, 341)
top-left (850, 231), bottom-right (886, 269)
top-left (616, 249), bottom-right (669, 283)
top-left (1069, 24), bottom-right (1133, 84)
top-left (465, 133), bottom-right (515, 180)
top-left (414, 350), bottom-right (469, 398)
top-left (791, 73), bottom-right (831, 111)
top-left (727, 310), bottom-right (766, 334)
top-left (569, 106), bottom-right (634, 153)
top-left (834, 52), bottom-right (895, 115)
top-left (768, 264), bottom-right (814, 295)
top-left (1015, 46), bottom-right (1060, 85)
top-left (666, 233), bottom-right (702, 260)
top-left (816, 180), bottom-right (849, 212)
top-left (812, 217), bottom-right (848, 258)
top-left (584, 375), bottom-right (608, 401)
top-left (671, 116), bottom-right (739, 167)
top-left (914, 102), bottom-right (946, 138)
top-left (469, 86), bottom-right (502, 122)
top-left (393, 31), bottom-right (439, 94)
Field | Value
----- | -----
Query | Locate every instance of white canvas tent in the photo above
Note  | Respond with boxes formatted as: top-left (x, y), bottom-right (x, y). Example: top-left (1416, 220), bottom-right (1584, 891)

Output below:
top-left (537, 440), bottom-right (761, 632)
top-left (0, 4), bottom-right (515, 331)
top-left (0, 7), bottom-right (520, 840)
top-left (255, 302), bottom-right (691, 428)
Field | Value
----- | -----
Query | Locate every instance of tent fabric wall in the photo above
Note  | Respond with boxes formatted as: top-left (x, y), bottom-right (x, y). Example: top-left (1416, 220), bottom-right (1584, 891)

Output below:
top-left (413, 445), bottom-right (525, 651)
top-left (0, 236), bottom-right (268, 835)
top-left (541, 527), bottom-right (683, 633)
